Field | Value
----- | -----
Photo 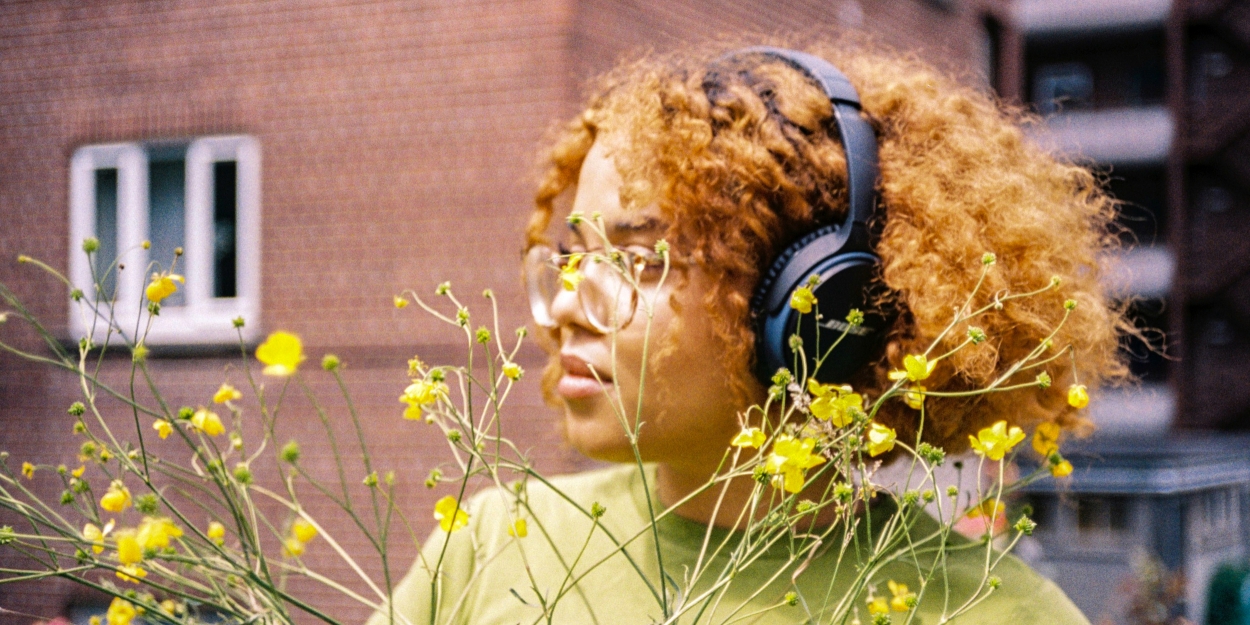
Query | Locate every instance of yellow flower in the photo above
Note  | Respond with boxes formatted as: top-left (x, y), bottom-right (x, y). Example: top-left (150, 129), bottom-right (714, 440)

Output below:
top-left (90, 617), bottom-right (100, 625)
top-left (903, 385), bottom-right (926, 411)
top-left (731, 427), bottom-right (766, 449)
top-left (968, 420), bottom-right (1025, 461)
top-left (144, 273), bottom-right (184, 304)
top-left (393, 295), bottom-right (409, 309)
top-left (291, 517), bottom-right (318, 543)
top-left (21, 462), bottom-right (34, 479)
top-left (114, 529), bottom-right (142, 565)
top-left (255, 331), bottom-right (305, 377)
top-left (866, 422), bottom-right (897, 457)
top-left (191, 408), bottom-right (225, 437)
top-left (1032, 422), bottom-right (1061, 456)
top-left (888, 580), bottom-right (916, 611)
top-left (967, 499), bottom-right (1006, 519)
top-left (808, 380), bottom-right (861, 427)
top-left (159, 600), bottom-right (179, 616)
top-left (765, 435), bottom-right (826, 493)
top-left (434, 495), bottom-right (470, 533)
top-left (282, 536), bottom-right (305, 557)
top-left (560, 254), bottom-right (585, 291)
top-left (82, 520), bottom-right (114, 554)
top-left (889, 353), bottom-right (937, 382)
top-left (107, 597), bottom-right (137, 625)
top-left (100, 480), bottom-right (132, 513)
top-left (116, 564), bottom-right (147, 583)
top-left (502, 362), bottom-right (523, 381)
top-left (136, 516), bottom-right (183, 550)
top-left (206, 521), bottom-right (226, 545)
top-left (400, 380), bottom-right (447, 420)
top-left (789, 286), bottom-right (817, 314)
top-left (152, 419), bottom-right (173, 439)
top-left (213, 383), bottom-right (242, 404)
top-left (507, 518), bottom-right (528, 538)
top-left (867, 596), bottom-right (890, 615)
top-left (1051, 459), bottom-right (1074, 477)
top-left (1067, 384), bottom-right (1090, 409)
top-left (72, 465), bottom-right (85, 478)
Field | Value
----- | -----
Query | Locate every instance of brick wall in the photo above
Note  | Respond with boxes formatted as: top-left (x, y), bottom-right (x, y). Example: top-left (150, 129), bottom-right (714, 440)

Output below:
top-left (0, 1), bottom-right (999, 622)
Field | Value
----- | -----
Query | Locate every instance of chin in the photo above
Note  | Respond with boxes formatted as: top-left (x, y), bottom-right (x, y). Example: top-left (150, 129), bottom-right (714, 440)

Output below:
top-left (562, 409), bottom-right (639, 463)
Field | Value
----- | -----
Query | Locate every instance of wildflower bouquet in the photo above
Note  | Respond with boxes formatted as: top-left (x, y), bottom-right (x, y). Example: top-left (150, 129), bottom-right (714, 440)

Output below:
top-left (0, 229), bottom-right (1087, 625)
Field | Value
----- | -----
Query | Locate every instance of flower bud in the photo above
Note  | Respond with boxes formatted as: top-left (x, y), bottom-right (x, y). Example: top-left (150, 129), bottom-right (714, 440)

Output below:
top-left (69, 402), bottom-right (86, 417)
top-left (321, 354), bottom-right (341, 371)
top-left (280, 440), bottom-right (301, 463)
top-left (82, 238), bottom-right (100, 253)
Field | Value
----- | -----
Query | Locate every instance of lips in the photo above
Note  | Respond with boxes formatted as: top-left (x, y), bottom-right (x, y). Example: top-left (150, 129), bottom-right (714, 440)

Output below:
top-left (558, 353), bottom-right (613, 400)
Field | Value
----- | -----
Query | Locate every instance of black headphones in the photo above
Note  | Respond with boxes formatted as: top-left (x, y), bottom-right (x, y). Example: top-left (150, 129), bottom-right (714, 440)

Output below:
top-left (715, 47), bottom-right (889, 386)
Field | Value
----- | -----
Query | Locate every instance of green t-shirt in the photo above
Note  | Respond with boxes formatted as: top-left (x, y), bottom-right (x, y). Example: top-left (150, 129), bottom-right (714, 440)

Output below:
top-left (368, 464), bottom-right (1087, 625)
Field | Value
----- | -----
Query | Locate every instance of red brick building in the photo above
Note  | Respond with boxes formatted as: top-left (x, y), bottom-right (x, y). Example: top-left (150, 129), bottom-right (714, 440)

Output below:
top-left (0, 1), bottom-right (1001, 622)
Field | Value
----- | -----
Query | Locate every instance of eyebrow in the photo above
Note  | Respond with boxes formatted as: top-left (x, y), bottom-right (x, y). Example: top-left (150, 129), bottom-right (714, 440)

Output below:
top-left (567, 216), bottom-right (665, 239)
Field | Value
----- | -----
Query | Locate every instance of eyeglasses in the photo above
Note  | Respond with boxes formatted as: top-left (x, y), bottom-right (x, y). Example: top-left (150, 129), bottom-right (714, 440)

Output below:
top-left (523, 244), bottom-right (668, 333)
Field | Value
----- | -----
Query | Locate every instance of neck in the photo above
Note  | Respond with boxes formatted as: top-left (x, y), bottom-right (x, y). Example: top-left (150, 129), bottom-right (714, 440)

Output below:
top-left (655, 460), bottom-right (842, 530)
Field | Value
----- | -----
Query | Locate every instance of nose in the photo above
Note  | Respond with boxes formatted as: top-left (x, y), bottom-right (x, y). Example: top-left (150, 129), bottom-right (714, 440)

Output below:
top-left (549, 284), bottom-right (598, 335)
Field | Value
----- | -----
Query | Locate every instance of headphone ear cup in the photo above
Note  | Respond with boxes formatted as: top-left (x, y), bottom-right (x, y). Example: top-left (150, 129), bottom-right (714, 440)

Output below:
top-left (754, 251), bottom-right (886, 385)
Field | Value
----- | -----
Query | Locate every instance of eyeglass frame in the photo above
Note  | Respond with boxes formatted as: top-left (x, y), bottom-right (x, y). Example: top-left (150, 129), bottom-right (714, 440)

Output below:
top-left (523, 240), bottom-right (673, 334)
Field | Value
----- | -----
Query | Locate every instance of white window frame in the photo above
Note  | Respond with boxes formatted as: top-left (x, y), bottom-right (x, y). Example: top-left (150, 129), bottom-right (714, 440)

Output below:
top-left (68, 135), bottom-right (262, 346)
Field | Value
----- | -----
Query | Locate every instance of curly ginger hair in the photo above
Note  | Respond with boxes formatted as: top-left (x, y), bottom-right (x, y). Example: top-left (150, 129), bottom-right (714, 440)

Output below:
top-left (526, 35), bottom-right (1130, 453)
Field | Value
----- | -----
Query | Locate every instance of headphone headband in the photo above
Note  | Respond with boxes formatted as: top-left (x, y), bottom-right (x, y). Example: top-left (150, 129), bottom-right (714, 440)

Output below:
top-left (724, 47), bottom-right (880, 230)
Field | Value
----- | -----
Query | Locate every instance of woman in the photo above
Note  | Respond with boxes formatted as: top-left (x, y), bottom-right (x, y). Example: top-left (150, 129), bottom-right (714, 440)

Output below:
top-left (373, 36), bottom-right (1126, 625)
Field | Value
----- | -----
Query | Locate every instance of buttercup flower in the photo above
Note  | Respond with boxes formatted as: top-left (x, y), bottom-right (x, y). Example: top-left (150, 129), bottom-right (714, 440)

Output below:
top-left (789, 286), bottom-right (817, 314)
top-left (904, 385), bottom-right (926, 411)
top-left (107, 597), bottom-right (136, 625)
top-left (116, 564), bottom-right (146, 583)
top-left (255, 331), bottom-right (305, 376)
top-left (1067, 384), bottom-right (1090, 409)
top-left (100, 480), bottom-right (132, 513)
top-left (434, 495), bottom-right (470, 532)
top-left (888, 580), bottom-right (916, 611)
top-left (507, 518), bottom-right (528, 538)
top-left (72, 465), bottom-right (85, 478)
top-left (1032, 422), bottom-right (1061, 457)
top-left (283, 536), bottom-right (306, 557)
top-left (136, 516), bottom-right (183, 550)
top-left (968, 420), bottom-right (1025, 461)
top-left (1051, 458), bottom-right (1074, 477)
top-left (82, 520), bottom-right (114, 554)
top-left (866, 423), bottom-right (897, 457)
top-left (503, 362), bottom-right (523, 381)
top-left (400, 380), bottom-right (448, 420)
top-left (191, 408), bottom-right (225, 437)
top-left (145, 273), bottom-right (184, 304)
top-left (808, 380), bottom-right (862, 427)
top-left (291, 518), bottom-right (318, 543)
top-left (967, 499), bottom-right (1006, 519)
top-left (765, 435), bottom-right (826, 493)
top-left (560, 254), bottom-right (585, 291)
top-left (731, 427), bottom-right (766, 449)
top-left (114, 530), bottom-right (142, 565)
top-left (21, 462), bottom-right (34, 479)
top-left (393, 295), bottom-right (409, 309)
top-left (213, 383), bottom-right (242, 404)
top-left (152, 419), bottom-right (173, 439)
top-left (867, 595), bottom-right (889, 615)
top-left (889, 353), bottom-right (936, 382)
top-left (206, 521), bottom-right (225, 545)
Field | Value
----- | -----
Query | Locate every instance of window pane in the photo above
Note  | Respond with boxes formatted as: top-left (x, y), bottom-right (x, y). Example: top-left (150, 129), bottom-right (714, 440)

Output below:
top-left (149, 158), bottom-right (186, 306)
top-left (93, 169), bottom-right (118, 299)
top-left (213, 161), bottom-right (238, 298)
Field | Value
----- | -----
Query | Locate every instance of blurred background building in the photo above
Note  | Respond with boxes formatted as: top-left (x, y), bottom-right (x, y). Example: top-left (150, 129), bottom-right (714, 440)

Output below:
top-left (1, 1), bottom-right (1248, 624)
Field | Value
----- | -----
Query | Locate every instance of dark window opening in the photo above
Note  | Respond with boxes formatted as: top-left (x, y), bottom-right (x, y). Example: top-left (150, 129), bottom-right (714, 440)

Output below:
top-left (1026, 30), bottom-right (1165, 114)
top-left (149, 155), bottom-right (187, 306)
top-left (981, 14), bottom-right (1002, 93)
top-left (1122, 298), bottom-right (1169, 383)
top-left (1104, 166), bottom-right (1167, 246)
top-left (213, 161), bottom-right (238, 299)
top-left (1077, 495), bottom-right (1130, 533)
top-left (93, 169), bottom-right (119, 299)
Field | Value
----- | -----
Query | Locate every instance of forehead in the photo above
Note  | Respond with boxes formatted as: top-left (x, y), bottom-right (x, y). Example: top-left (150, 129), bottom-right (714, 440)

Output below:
top-left (567, 138), bottom-right (666, 241)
